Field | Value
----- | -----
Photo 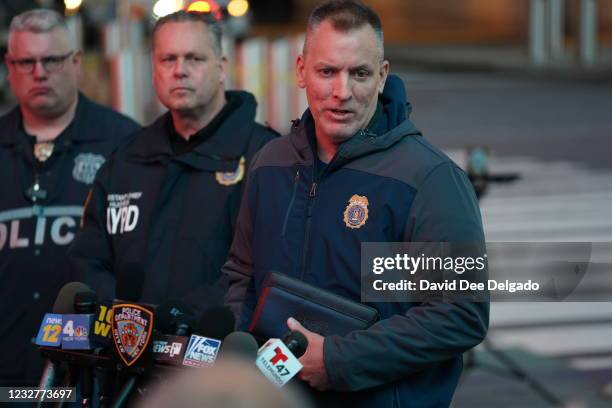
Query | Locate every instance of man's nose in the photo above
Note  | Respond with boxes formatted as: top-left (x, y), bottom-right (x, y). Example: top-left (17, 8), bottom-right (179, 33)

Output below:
top-left (173, 58), bottom-right (189, 78)
top-left (332, 72), bottom-right (352, 101)
top-left (32, 61), bottom-right (48, 80)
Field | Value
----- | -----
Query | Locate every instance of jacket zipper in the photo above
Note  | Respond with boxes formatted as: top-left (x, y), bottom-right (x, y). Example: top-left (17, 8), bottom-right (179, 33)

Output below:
top-left (300, 180), bottom-right (317, 280)
top-left (281, 169), bottom-right (300, 238)
top-left (298, 129), bottom-right (376, 279)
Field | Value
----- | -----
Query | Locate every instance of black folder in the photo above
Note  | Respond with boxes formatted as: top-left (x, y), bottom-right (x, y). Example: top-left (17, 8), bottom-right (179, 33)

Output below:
top-left (248, 272), bottom-right (379, 341)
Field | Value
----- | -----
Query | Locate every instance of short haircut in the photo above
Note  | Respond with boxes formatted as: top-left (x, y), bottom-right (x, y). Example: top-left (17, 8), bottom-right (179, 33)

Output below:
top-left (304, 0), bottom-right (384, 59)
top-left (8, 9), bottom-right (73, 52)
top-left (152, 11), bottom-right (223, 56)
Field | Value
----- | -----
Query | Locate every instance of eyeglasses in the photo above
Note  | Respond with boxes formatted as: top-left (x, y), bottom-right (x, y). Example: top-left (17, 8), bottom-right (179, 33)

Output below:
top-left (8, 51), bottom-right (74, 74)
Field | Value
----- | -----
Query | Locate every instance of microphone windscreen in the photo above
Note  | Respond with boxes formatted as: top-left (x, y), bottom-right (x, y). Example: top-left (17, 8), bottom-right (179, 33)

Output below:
top-left (219, 331), bottom-right (258, 361)
top-left (197, 307), bottom-right (235, 340)
top-left (53, 282), bottom-right (92, 314)
top-left (74, 291), bottom-right (98, 314)
top-left (283, 331), bottom-right (308, 358)
top-left (115, 262), bottom-right (145, 301)
top-left (156, 300), bottom-right (197, 334)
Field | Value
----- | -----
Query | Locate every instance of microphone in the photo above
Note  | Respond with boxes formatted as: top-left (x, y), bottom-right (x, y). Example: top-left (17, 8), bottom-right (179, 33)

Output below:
top-left (110, 302), bottom-right (155, 369)
top-left (152, 334), bottom-right (188, 366)
top-left (156, 300), bottom-right (197, 337)
top-left (255, 331), bottom-right (308, 387)
top-left (110, 261), bottom-right (154, 369)
top-left (36, 282), bottom-right (92, 390)
top-left (109, 301), bottom-right (155, 408)
top-left (282, 331), bottom-right (308, 358)
top-left (53, 282), bottom-right (92, 313)
top-left (218, 331), bottom-right (259, 361)
top-left (151, 300), bottom-right (196, 366)
top-left (92, 300), bottom-right (114, 346)
top-left (75, 290), bottom-right (98, 313)
top-left (93, 301), bottom-right (116, 407)
top-left (109, 264), bottom-right (152, 408)
top-left (196, 306), bottom-right (236, 340)
top-left (182, 307), bottom-right (235, 368)
top-left (72, 291), bottom-right (98, 407)
top-left (61, 291), bottom-right (97, 350)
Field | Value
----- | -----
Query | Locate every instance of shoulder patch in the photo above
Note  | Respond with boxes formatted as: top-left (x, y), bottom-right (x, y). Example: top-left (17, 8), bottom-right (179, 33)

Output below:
top-left (73, 153), bottom-right (105, 185)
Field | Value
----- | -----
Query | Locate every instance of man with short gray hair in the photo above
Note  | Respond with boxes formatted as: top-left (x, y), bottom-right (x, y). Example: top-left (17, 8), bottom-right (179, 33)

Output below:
top-left (0, 8), bottom-right (139, 386)
top-left (224, 1), bottom-right (488, 406)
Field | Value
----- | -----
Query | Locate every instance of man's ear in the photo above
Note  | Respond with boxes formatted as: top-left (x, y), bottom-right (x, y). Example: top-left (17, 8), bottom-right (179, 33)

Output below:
top-left (378, 60), bottom-right (389, 93)
top-left (4, 53), bottom-right (12, 78)
top-left (219, 55), bottom-right (228, 83)
top-left (296, 54), bottom-right (306, 89)
top-left (72, 50), bottom-right (82, 76)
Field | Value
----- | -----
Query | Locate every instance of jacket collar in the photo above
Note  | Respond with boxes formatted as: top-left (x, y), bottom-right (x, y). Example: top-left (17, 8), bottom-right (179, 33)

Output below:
top-left (126, 90), bottom-right (259, 171)
top-left (289, 97), bottom-right (421, 172)
top-left (0, 93), bottom-right (104, 147)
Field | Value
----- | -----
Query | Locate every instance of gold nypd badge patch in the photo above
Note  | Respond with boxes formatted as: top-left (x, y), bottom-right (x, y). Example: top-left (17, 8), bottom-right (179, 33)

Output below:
top-left (215, 156), bottom-right (245, 186)
top-left (343, 194), bottom-right (369, 229)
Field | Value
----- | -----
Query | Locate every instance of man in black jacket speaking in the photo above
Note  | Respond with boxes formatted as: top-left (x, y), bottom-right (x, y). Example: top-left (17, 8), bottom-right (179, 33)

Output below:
top-left (70, 11), bottom-right (277, 307)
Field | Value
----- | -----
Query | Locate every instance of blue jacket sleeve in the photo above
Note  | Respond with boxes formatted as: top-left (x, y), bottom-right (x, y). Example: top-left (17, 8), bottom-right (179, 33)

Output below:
top-left (324, 162), bottom-right (489, 391)
top-left (222, 155), bottom-right (261, 329)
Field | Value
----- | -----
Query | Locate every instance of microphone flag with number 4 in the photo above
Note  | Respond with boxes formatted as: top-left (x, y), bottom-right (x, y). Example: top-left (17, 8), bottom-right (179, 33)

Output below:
top-left (61, 314), bottom-right (94, 350)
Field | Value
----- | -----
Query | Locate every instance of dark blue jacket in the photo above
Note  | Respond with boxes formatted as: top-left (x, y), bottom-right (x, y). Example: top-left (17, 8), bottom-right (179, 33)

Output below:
top-left (224, 89), bottom-right (488, 407)
top-left (0, 94), bottom-right (139, 385)
top-left (70, 91), bottom-right (277, 307)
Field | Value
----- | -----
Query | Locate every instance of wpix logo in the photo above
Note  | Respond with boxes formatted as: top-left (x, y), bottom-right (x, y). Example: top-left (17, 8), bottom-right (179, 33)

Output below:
top-left (153, 340), bottom-right (183, 357)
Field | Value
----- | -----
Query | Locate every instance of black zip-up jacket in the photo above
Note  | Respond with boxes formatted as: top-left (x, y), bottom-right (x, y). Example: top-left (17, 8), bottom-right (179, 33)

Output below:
top-left (69, 91), bottom-right (277, 308)
top-left (0, 94), bottom-right (139, 385)
top-left (223, 87), bottom-right (488, 407)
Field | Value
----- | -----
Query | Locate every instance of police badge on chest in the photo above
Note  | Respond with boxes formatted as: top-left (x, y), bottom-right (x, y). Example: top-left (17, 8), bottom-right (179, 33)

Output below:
top-left (73, 153), bottom-right (106, 185)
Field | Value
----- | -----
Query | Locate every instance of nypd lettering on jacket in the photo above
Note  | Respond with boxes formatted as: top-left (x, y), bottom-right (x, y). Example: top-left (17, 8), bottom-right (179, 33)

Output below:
top-left (106, 192), bottom-right (142, 235)
top-left (0, 206), bottom-right (82, 250)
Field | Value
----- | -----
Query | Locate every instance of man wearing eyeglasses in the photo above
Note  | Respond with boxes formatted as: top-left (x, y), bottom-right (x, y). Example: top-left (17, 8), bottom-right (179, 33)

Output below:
top-left (0, 9), bottom-right (139, 387)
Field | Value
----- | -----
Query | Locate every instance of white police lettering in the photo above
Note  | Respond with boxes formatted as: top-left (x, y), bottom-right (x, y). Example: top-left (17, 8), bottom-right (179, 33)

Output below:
top-left (50, 216), bottom-right (76, 245)
top-left (0, 206), bottom-right (82, 251)
top-left (106, 192), bottom-right (142, 235)
top-left (10, 220), bottom-right (29, 248)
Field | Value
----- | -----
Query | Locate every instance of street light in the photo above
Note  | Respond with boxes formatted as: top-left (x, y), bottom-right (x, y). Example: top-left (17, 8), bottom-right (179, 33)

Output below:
top-left (64, 0), bottom-right (83, 14)
top-left (227, 0), bottom-right (249, 17)
top-left (187, 1), bottom-right (213, 13)
top-left (153, 0), bottom-right (184, 19)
